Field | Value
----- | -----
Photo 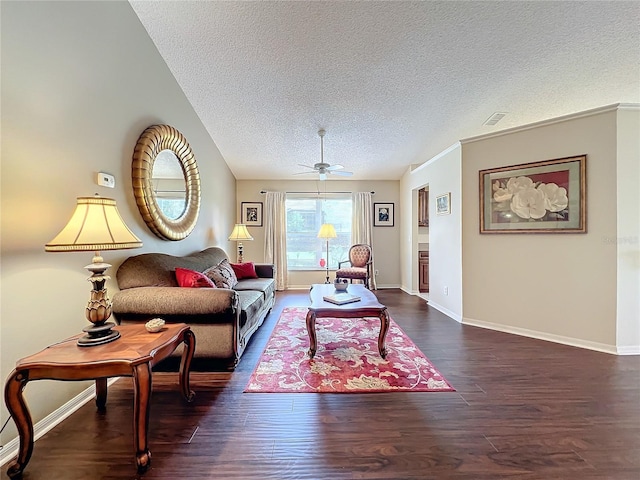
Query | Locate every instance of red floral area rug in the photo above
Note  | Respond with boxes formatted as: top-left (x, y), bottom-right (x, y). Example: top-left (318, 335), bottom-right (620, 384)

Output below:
top-left (244, 307), bottom-right (455, 393)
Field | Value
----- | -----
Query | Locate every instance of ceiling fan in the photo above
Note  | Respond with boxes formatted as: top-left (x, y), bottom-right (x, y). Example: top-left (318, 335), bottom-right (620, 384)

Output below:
top-left (295, 129), bottom-right (353, 181)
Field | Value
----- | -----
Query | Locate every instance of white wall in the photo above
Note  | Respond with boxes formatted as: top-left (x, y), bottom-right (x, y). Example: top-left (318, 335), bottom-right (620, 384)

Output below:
top-left (616, 107), bottom-right (640, 353)
top-left (461, 105), bottom-right (635, 353)
top-left (1, 1), bottom-right (236, 442)
top-left (236, 179), bottom-right (401, 288)
top-left (400, 144), bottom-right (463, 321)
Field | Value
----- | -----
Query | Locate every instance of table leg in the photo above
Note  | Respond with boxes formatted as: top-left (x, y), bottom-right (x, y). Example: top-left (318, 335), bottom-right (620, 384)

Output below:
top-left (179, 329), bottom-right (196, 402)
top-left (132, 362), bottom-right (152, 472)
top-left (4, 370), bottom-right (33, 479)
top-left (306, 310), bottom-right (317, 358)
top-left (95, 378), bottom-right (107, 412)
top-left (378, 308), bottom-right (390, 358)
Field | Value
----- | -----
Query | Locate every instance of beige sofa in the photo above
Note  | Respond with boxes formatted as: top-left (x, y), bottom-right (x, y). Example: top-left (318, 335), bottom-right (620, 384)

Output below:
top-left (112, 247), bottom-right (275, 368)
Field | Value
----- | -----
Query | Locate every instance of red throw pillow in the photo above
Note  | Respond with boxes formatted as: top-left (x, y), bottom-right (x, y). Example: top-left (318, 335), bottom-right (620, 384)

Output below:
top-left (175, 268), bottom-right (216, 288)
top-left (231, 262), bottom-right (258, 280)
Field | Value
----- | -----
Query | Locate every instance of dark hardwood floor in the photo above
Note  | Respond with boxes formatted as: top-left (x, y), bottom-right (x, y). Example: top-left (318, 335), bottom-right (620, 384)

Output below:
top-left (3, 289), bottom-right (639, 479)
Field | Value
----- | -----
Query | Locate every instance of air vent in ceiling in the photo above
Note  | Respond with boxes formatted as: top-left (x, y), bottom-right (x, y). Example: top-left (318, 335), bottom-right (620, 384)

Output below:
top-left (484, 112), bottom-right (507, 126)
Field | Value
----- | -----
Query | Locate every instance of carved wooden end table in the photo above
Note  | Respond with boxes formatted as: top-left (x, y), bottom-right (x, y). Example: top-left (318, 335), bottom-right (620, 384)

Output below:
top-left (4, 323), bottom-right (195, 478)
top-left (306, 284), bottom-right (390, 359)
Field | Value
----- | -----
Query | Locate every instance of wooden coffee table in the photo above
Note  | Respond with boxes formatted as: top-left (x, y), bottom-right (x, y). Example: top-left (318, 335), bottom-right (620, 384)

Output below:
top-left (306, 284), bottom-right (390, 359)
top-left (3, 323), bottom-right (195, 478)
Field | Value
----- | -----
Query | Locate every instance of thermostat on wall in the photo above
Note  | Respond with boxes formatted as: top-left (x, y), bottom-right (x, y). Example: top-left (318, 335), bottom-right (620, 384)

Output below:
top-left (96, 172), bottom-right (115, 188)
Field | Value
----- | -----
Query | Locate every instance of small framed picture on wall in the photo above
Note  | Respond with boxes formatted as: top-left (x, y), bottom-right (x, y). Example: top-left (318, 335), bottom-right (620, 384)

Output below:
top-left (436, 193), bottom-right (451, 215)
top-left (373, 203), bottom-right (394, 227)
top-left (241, 202), bottom-right (263, 226)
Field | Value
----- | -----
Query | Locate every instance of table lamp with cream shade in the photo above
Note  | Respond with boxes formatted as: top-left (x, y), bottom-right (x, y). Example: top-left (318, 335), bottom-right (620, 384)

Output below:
top-left (317, 223), bottom-right (337, 284)
top-left (45, 195), bottom-right (142, 346)
top-left (228, 223), bottom-right (253, 263)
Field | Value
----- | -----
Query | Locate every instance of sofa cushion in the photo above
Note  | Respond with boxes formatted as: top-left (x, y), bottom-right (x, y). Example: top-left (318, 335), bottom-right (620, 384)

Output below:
top-left (175, 268), bottom-right (217, 288)
top-left (231, 262), bottom-right (258, 280)
top-left (204, 259), bottom-right (238, 289)
top-left (234, 277), bottom-right (275, 301)
top-left (113, 286), bottom-right (234, 317)
top-left (235, 290), bottom-right (263, 329)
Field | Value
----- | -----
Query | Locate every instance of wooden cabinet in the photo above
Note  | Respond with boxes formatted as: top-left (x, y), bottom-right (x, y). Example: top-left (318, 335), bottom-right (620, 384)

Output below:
top-left (418, 188), bottom-right (428, 227)
top-left (419, 251), bottom-right (429, 292)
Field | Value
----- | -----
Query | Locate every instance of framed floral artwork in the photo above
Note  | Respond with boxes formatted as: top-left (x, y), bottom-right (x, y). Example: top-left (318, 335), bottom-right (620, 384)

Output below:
top-left (241, 202), bottom-right (263, 226)
top-left (373, 203), bottom-right (394, 227)
top-left (479, 155), bottom-right (586, 234)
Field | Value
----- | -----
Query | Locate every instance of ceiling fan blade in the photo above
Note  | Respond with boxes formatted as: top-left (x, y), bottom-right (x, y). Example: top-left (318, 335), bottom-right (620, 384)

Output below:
top-left (319, 172), bottom-right (328, 181)
top-left (326, 164), bottom-right (344, 171)
top-left (297, 163), bottom-right (317, 170)
top-left (293, 171), bottom-right (318, 176)
top-left (330, 170), bottom-right (353, 177)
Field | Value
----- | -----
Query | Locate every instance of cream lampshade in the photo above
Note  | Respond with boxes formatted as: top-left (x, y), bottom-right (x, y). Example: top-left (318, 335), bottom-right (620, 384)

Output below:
top-left (228, 223), bottom-right (253, 263)
top-left (317, 223), bottom-right (337, 284)
top-left (45, 195), bottom-right (142, 346)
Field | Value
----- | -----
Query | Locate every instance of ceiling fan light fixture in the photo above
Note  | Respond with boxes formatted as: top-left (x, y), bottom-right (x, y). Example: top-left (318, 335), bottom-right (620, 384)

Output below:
top-left (294, 129), bottom-right (354, 180)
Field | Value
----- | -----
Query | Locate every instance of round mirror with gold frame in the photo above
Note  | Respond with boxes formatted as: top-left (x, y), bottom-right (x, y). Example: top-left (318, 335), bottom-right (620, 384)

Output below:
top-left (132, 124), bottom-right (201, 241)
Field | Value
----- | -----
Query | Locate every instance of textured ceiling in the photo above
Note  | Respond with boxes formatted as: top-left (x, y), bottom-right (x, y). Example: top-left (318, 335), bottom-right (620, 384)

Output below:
top-left (130, 1), bottom-right (640, 181)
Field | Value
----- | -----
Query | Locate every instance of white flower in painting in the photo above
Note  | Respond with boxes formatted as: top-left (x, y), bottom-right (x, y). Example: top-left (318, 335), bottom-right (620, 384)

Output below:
top-left (493, 187), bottom-right (512, 202)
top-left (510, 186), bottom-right (546, 219)
top-left (537, 183), bottom-right (568, 212)
top-left (506, 176), bottom-right (535, 195)
top-left (493, 180), bottom-right (512, 202)
top-left (493, 176), bottom-right (535, 204)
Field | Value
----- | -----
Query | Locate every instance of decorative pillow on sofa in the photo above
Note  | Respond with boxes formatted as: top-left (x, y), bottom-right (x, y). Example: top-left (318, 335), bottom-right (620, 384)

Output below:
top-left (231, 262), bottom-right (258, 280)
top-left (204, 259), bottom-right (238, 289)
top-left (175, 268), bottom-right (216, 288)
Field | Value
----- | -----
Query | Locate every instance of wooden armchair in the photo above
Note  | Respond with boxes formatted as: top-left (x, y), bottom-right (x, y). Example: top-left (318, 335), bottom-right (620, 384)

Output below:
top-left (335, 244), bottom-right (373, 289)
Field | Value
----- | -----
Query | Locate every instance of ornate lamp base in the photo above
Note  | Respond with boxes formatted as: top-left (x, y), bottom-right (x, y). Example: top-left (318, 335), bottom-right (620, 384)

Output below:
top-left (78, 258), bottom-right (120, 347)
top-left (77, 322), bottom-right (121, 347)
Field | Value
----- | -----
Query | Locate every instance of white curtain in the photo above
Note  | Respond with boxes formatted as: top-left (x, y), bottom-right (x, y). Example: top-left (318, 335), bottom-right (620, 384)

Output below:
top-left (263, 192), bottom-right (288, 290)
top-left (352, 192), bottom-right (376, 289)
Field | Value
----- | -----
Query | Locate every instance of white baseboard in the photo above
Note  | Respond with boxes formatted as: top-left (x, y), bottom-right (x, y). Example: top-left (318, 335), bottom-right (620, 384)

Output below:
top-left (0, 378), bottom-right (119, 467)
top-left (426, 301), bottom-right (462, 323)
top-left (378, 288), bottom-right (638, 355)
top-left (617, 345), bottom-right (640, 355)
top-left (400, 289), bottom-right (462, 323)
top-left (462, 316), bottom-right (625, 355)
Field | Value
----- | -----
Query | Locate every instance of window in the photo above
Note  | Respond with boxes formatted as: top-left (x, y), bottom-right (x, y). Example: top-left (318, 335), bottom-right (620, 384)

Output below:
top-left (286, 194), bottom-right (352, 270)
top-left (153, 177), bottom-right (187, 220)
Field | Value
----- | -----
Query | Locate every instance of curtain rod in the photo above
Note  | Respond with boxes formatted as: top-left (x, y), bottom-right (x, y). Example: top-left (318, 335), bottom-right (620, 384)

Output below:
top-left (260, 190), bottom-right (374, 194)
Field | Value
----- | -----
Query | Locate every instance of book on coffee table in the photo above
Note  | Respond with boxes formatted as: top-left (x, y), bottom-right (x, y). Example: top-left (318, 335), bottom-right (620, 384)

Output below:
top-left (322, 293), bottom-right (361, 305)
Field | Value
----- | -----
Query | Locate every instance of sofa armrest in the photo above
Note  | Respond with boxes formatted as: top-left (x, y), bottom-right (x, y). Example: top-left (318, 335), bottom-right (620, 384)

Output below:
top-left (112, 286), bottom-right (237, 316)
top-left (254, 263), bottom-right (275, 278)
